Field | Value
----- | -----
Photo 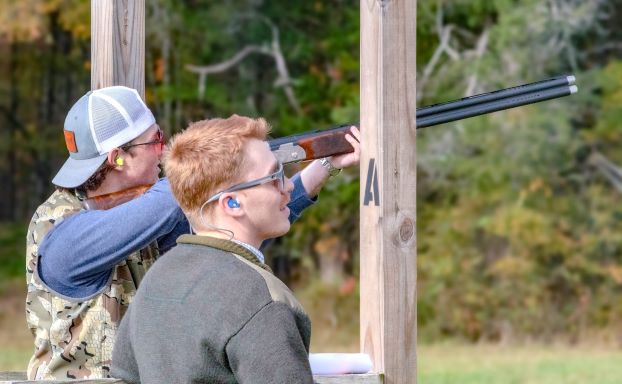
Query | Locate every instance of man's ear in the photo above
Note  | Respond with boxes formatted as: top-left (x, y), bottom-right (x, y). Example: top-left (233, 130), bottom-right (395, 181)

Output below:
top-left (107, 148), bottom-right (124, 168)
top-left (219, 193), bottom-right (244, 217)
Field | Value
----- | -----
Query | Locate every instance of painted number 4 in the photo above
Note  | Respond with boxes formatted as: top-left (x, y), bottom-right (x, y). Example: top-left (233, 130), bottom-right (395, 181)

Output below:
top-left (363, 158), bottom-right (380, 206)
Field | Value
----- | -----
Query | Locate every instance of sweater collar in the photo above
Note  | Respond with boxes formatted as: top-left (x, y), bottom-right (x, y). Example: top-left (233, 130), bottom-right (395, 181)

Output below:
top-left (231, 239), bottom-right (265, 263)
top-left (177, 234), bottom-right (272, 273)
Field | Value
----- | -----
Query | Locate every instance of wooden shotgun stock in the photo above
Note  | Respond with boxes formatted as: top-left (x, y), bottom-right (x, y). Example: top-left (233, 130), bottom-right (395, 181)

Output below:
top-left (81, 184), bottom-right (153, 210)
top-left (270, 124), bottom-right (356, 164)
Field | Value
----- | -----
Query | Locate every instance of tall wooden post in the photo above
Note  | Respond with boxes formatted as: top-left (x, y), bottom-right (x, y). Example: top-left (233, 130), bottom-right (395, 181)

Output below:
top-left (360, 1), bottom-right (417, 383)
top-left (91, 0), bottom-right (146, 97)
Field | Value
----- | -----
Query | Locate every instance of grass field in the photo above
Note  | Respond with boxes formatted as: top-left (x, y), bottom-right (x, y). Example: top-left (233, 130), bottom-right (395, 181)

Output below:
top-left (0, 279), bottom-right (32, 372)
top-left (418, 343), bottom-right (622, 384)
top-left (3, 340), bottom-right (622, 383)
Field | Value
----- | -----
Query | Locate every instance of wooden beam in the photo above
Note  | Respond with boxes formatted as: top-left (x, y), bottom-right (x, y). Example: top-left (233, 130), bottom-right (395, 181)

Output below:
top-left (91, 0), bottom-right (146, 97)
top-left (360, 0), bottom-right (417, 383)
top-left (0, 371), bottom-right (382, 384)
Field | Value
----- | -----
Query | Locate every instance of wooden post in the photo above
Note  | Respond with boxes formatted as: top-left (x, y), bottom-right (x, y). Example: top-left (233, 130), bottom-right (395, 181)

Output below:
top-left (91, 0), bottom-right (146, 97)
top-left (360, 0), bottom-right (417, 383)
top-left (0, 372), bottom-right (383, 383)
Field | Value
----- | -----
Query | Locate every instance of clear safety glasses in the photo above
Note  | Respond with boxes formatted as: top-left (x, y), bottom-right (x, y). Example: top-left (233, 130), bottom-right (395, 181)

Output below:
top-left (205, 161), bottom-right (285, 204)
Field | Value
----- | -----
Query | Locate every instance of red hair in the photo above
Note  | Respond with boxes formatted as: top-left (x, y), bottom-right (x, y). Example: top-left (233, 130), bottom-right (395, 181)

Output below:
top-left (163, 115), bottom-right (269, 214)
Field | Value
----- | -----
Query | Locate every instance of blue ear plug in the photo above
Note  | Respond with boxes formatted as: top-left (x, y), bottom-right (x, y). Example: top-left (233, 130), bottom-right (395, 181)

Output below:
top-left (228, 198), bottom-right (240, 208)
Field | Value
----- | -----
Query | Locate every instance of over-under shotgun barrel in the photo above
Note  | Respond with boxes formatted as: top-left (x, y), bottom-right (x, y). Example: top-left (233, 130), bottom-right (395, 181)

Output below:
top-left (416, 75), bottom-right (576, 118)
top-left (416, 84), bottom-right (578, 128)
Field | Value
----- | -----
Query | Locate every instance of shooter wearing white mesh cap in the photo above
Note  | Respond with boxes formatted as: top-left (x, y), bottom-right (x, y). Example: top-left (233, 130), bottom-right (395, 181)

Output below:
top-left (52, 86), bottom-right (157, 188)
top-left (24, 86), bottom-right (360, 380)
top-left (25, 86), bottom-right (170, 380)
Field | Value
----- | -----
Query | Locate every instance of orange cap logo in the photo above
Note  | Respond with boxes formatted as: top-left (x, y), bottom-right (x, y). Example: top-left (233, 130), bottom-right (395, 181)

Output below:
top-left (64, 130), bottom-right (77, 153)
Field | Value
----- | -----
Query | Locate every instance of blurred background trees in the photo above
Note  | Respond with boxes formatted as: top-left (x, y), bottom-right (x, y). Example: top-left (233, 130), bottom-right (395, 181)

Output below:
top-left (1, 0), bottom-right (622, 346)
top-left (416, 0), bottom-right (622, 343)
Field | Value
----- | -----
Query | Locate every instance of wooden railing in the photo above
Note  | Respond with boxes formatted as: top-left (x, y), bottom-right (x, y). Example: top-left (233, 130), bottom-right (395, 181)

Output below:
top-left (0, 371), bottom-right (383, 384)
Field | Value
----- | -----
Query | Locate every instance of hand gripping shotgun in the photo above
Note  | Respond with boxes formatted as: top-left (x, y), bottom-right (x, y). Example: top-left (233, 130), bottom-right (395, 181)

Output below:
top-left (270, 75), bottom-right (578, 164)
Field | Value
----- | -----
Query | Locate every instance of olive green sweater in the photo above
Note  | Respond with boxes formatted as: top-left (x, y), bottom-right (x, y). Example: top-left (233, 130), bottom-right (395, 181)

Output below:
top-left (111, 235), bottom-right (313, 384)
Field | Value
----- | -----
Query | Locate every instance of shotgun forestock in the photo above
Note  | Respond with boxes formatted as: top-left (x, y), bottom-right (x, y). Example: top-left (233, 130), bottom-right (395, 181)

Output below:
top-left (270, 124), bottom-right (355, 164)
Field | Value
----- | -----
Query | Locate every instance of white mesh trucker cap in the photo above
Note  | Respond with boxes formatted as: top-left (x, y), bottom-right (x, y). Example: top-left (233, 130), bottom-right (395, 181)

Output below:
top-left (52, 86), bottom-right (156, 188)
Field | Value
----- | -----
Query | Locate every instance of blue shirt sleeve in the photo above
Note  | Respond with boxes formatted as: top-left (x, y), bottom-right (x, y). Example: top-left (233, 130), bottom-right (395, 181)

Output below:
top-left (157, 218), bottom-right (191, 254)
top-left (38, 173), bottom-right (317, 299)
top-left (287, 173), bottom-right (317, 223)
top-left (38, 178), bottom-right (187, 299)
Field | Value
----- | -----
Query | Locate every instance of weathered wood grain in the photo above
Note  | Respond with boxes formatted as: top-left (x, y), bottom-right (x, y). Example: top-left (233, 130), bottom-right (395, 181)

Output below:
top-left (91, 0), bottom-right (146, 97)
top-left (360, 0), bottom-right (417, 383)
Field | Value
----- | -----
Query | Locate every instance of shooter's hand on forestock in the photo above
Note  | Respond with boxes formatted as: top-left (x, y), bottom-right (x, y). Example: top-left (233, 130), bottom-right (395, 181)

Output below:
top-left (326, 126), bottom-right (361, 169)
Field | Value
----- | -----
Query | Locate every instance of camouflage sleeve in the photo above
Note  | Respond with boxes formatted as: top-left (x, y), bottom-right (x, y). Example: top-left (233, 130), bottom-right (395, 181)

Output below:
top-left (225, 301), bottom-right (314, 384)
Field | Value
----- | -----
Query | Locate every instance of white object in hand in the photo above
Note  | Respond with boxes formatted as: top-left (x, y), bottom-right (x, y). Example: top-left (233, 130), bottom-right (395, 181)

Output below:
top-left (309, 353), bottom-right (373, 375)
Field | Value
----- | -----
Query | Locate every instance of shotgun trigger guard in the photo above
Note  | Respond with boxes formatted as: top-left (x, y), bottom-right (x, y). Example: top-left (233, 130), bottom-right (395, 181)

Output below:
top-left (272, 143), bottom-right (307, 164)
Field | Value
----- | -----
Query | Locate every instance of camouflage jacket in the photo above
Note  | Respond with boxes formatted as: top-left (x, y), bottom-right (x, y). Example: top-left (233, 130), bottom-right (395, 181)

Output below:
top-left (25, 189), bottom-right (159, 380)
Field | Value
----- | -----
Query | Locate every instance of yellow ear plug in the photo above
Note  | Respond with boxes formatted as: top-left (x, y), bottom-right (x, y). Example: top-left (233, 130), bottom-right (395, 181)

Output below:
top-left (116, 157), bottom-right (124, 166)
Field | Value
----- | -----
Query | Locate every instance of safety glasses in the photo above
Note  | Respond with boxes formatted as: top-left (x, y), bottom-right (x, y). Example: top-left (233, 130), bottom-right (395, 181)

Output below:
top-left (206, 162), bottom-right (285, 204)
top-left (121, 128), bottom-right (165, 153)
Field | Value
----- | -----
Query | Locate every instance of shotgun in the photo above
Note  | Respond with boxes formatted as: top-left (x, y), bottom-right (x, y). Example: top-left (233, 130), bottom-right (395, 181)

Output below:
top-left (83, 76), bottom-right (578, 209)
top-left (270, 75), bottom-right (578, 164)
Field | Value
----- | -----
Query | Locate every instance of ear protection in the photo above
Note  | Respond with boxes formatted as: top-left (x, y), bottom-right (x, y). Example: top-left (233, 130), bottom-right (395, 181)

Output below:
top-left (115, 157), bottom-right (124, 166)
top-left (228, 198), bottom-right (240, 208)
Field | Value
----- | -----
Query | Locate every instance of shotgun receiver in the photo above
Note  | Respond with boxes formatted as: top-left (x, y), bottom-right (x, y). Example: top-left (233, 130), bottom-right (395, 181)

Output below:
top-left (270, 75), bottom-right (578, 164)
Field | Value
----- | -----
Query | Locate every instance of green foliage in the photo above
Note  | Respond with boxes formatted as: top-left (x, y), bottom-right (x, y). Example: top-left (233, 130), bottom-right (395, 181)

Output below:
top-left (591, 62), bottom-right (622, 145)
top-left (417, 0), bottom-right (622, 342)
top-left (0, 0), bottom-right (90, 43)
top-left (0, 222), bottom-right (26, 282)
top-left (296, 277), bottom-right (360, 352)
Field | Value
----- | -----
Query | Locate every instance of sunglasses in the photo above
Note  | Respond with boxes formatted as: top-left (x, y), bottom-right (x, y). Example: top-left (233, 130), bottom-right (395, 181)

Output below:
top-left (206, 162), bottom-right (285, 204)
top-left (121, 128), bottom-right (165, 152)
